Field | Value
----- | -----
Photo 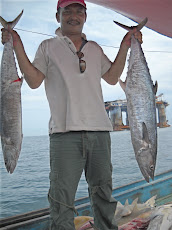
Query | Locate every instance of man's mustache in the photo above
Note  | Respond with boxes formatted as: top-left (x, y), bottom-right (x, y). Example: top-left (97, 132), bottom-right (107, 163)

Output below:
top-left (67, 20), bottom-right (80, 25)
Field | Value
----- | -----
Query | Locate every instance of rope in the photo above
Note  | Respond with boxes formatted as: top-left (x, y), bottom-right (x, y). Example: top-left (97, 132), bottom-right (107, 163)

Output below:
top-left (1, 26), bottom-right (172, 53)
top-left (48, 192), bottom-right (79, 216)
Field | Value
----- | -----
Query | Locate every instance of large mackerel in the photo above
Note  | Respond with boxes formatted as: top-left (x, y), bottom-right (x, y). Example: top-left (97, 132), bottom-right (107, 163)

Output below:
top-left (0, 11), bottom-right (23, 173)
top-left (114, 18), bottom-right (158, 182)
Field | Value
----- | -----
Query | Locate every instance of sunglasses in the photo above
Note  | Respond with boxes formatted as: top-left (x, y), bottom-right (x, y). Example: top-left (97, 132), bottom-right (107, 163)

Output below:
top-left (76, 51), bottom-right (86, 73)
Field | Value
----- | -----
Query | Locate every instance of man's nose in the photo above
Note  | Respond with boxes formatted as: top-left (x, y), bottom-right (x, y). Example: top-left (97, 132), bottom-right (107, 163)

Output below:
top-left (70, 11), bottom-right (79, 18)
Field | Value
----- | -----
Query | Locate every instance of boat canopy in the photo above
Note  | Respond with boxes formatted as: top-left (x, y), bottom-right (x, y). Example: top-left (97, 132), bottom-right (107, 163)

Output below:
top-left (86, 0), bottom-right (172, 38)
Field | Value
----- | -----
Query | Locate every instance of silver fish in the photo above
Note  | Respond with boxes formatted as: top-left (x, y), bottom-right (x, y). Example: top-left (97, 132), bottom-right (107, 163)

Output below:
top-left (114, 18), bottom-right (158, 182)
top-left (147, 204), bottom-right (172, 230)
top-left (0, 11), bottom-right (23, 173)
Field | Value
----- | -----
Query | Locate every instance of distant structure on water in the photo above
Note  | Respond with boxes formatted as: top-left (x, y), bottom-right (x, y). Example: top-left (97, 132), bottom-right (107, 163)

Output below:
top-left (105, 93), bottom-right (170, 131)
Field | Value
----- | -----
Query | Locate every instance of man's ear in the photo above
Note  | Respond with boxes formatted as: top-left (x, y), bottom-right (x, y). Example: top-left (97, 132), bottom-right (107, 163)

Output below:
top-left (56, 12), bottom-right (60, 23)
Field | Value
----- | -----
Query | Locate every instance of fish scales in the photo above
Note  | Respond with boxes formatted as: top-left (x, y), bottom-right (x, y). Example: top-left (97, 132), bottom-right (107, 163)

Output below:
top-left (0, 12), bottom-right (23, 174)
top-left (147, 204), bottom-right (172, 230)
top-left (115, 18), bottom-right (157, 182)
top-left (126, 35), bottom-right (157, 182)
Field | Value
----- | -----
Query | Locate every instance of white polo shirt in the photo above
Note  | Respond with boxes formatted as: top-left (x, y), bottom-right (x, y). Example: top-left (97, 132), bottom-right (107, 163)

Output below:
top-left (33, 28), bottom-right (113, 133)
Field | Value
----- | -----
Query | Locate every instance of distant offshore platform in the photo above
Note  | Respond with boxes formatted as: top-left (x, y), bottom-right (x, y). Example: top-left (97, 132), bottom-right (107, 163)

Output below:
top-left (105, 93), bottom-right (170, 131)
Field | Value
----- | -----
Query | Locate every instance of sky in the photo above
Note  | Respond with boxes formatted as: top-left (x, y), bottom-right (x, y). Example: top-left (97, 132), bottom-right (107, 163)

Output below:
top-left (0, 0), bottom-right (172, 136)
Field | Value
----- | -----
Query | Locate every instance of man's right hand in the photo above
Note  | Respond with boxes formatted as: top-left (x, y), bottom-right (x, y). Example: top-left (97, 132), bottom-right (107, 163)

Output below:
top-left (1, 27), bottom-right (22, 47)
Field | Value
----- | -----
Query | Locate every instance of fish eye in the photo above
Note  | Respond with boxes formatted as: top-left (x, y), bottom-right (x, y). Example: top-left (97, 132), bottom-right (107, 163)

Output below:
top-left (150, 165), bottom-right (154, 170)
top-left (138, 148), bottom-right (143, 154)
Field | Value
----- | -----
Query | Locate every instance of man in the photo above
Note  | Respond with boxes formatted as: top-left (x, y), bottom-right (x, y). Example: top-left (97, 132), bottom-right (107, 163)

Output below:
top-left (1, 0), bottom-right (142, 229)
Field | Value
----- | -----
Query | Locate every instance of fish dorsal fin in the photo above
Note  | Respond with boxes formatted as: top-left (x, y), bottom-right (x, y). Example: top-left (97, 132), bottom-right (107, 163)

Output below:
top-left (128, 198), bottom-right (139, 213)
top-left (117, 201), bottom-right (123, 208)
top-left (0, 10), bottom-right (23, 29)
top-left (121, 199), bottom-right (133, 217)
top-left (142, 122), bottom-right (150, 144)
top-left (133, 202), bottom-right (140, 212)
top-left (145, 195), bottom-right (157, 208)
top-left (131, 198), bottom-right (139, 207)
top-left (125, 199), bottom-right (129, 206)
top-left (153, 81), bottom-right (158, 95)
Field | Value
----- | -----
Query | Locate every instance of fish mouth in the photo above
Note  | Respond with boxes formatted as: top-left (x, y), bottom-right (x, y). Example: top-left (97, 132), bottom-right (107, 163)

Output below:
top-left (149, 170), bottom-right (155, 181)
top-left (5, 160), bottom-right (17, 174)
top-left (2, 143), bottom-right (19, 174)
top-left (143, 172), bottom-right (150, 183)
top-left (140, 166), bottom-right (155, 183)
top-left (136, 147), bottom-right (156, 183)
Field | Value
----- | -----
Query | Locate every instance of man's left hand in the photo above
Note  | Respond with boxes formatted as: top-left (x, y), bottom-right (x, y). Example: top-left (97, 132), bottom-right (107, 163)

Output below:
top-left (121, 28), bottom-right (143, 48)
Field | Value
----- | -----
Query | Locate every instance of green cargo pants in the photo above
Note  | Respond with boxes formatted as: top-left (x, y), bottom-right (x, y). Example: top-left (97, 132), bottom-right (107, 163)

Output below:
top-left (48, 131), bottom-right (118, 230)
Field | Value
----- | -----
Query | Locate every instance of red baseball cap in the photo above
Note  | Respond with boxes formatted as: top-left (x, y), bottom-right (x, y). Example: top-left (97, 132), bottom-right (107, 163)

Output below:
top-left (57, 0), bottom-right (86, 10)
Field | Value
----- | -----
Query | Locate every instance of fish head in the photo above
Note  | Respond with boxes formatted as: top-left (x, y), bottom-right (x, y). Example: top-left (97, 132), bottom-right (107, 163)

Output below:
top-left (2, 138), bottom-right (19, 174)
top-left (136, 145), bottom-right (155, 183)
top-left (135, 122), bottom-right (157, 182)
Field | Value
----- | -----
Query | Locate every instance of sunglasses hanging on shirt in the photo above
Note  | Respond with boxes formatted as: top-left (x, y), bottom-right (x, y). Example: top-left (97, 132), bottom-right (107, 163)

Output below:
top-left (76, 39), bottom-right (88, 73)
top-left (76, 51), bottom-right (86, 73)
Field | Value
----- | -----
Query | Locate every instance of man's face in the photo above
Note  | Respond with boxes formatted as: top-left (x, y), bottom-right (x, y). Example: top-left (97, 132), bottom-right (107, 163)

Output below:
top-left (56, 3), bottom-right (87, 36)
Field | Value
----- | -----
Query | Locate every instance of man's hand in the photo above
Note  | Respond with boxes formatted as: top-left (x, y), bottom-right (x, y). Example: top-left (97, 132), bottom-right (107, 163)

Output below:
top-left (121, 28), bottom-right (143, 49)
top-left (1, 27), bottom-right (21, 47)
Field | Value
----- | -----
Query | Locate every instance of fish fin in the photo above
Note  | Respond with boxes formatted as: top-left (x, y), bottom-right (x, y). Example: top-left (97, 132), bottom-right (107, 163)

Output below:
top-left (2, 136), bottom-right (13, 146)
top-left (117, 201), bottom-right (124, 208)
top-left (136, 18), bottom-right (148, 31)
top-left (145, 195), bottom-right (157, 208)
top-left (0, 10), bottom-right (23, 29)
top-left (124, 199), bottom-right (129, 206)
top-left (138, 123), bottom-right (151, 155)
top-left (133, 202), bottom-right (140, 212)
top-left (113, 18), bottom-right (148, 32)
top-left (131, 198), bottom-right (139, 207)
top-left (127, 198), bottom-right (138, 213)
top-left (153, 81), bottom-right (158, 95)
top-left (118, 78), bottom-right (126, 92)
top-left (113, 20), bottom-right (131, 31)
top-left (142, 122), bottom-right (150, 145)
top-left (0, 16), bottom-right (8, 28)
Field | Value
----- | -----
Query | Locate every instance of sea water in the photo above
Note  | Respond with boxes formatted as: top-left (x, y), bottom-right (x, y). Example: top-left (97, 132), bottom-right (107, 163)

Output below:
top-left (0, 127), bottom-right (172, 219)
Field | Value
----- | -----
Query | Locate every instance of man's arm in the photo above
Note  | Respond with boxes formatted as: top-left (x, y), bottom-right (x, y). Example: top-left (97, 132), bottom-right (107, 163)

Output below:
top-left (102, 29), bottom-right (142, 85)
top-left (1, 27), bottom-right (45, 89)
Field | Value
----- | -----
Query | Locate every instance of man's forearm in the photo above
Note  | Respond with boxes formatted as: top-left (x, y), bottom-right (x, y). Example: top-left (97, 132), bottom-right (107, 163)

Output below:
top-left (102, 29), bottom-right (142, 85)
top-left (102, 44), bottom-right (129, 85)
top-left (13, 38), bottom-right (45, 89)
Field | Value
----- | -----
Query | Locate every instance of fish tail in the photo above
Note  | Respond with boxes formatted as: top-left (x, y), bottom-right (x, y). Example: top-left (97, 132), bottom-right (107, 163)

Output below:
top-left (137, 18), bottom-right (148, 31)
top-left (0, 10), bottom-right (23, 29)
top-left (0, 16), bottom-right (8, 29)
top-left (113, 17), bottom-right (148, 31)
